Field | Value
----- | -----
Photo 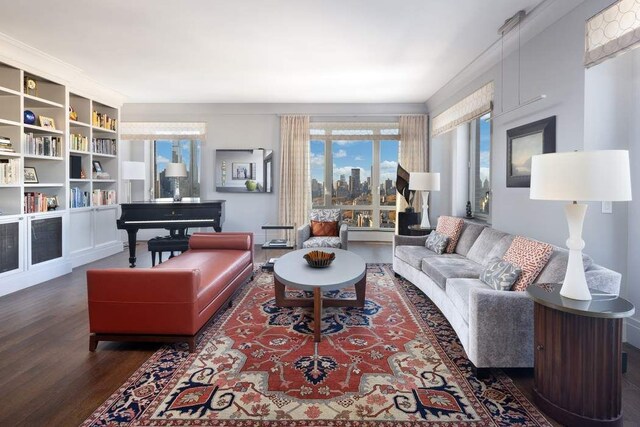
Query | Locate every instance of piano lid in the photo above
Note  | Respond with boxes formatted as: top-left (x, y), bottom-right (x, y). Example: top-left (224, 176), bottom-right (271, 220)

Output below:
top-left (120, 199), bottom-right (226, 206)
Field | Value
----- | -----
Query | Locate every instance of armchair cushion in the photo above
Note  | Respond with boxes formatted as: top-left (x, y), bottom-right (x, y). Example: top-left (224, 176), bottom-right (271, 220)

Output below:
top-left (310, 209), bottom-right (341, 222)
top-left (302, 236), bottom-right (342, 248)
top-left (310, 220), bottom-right (339, 236)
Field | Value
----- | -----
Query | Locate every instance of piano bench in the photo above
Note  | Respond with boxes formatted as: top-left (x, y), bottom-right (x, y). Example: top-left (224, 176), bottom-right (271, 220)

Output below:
top-left (147, 236), bottom-right (191, 267)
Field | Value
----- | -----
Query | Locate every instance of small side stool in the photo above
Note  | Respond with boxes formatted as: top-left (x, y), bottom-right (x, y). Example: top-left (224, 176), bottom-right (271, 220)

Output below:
top-left (147, 236), bottom-right (190, 266)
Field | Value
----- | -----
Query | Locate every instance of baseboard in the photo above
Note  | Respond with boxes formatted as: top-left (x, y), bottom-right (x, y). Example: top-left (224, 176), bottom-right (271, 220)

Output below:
top-left (0, 260), bottom-right (73, 298)
top-left (69, 241), bottom-right (124, 268)
top-left (625, 317), bottom-right (640, 348)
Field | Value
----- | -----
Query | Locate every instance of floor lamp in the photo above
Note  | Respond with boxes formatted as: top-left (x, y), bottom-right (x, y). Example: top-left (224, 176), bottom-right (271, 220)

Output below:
top-left (166, 162), bottom-right (187, 202)
top-left (530, 150), bottom-right (631, 300)
top-left (409, 172), bottom-right (441, 228)
top-left (121, 161), bottom-right (146, 203)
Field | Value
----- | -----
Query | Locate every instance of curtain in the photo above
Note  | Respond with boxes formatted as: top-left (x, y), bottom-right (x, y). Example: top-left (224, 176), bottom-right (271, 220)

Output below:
top-left (431, 82), bottom-right (494, 138)
top-left (398, 115), bottom-right (428, 214)
top-left (585, 0), bottom-right (640, 68)
top-left (278, 115), bottom-right (310, 238)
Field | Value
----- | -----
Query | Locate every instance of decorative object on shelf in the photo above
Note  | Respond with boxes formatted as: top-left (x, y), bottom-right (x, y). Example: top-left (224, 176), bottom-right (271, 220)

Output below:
top-left (46, 196), bottom-right (59, 211)
top-left (530, 150), bottom-right (632, 300)
top-left (38, 116), bottom-right (56, 130)
top-left (221, 161), bottom-right (226, 186)
top-left (0, 136), bottom-right (14, 153)
top-left (80, 169), bottom-right (86, 179)
top-left (232, 162), bottom-right (254, 180)
top-left (408, 172), bottom-right (440, 228)
top-left (507, 116), bottom-right (555, 188)
top-left (122, 161), bottom-right (146, 203)
top-left (396, 164), bottom-right (415, 212)
top-left (23, 110), bottom-right (36, 125)
top-left (245, 180), bottom-right (257, 191)
top-left (93, 172), bottom-right (110, 180)
top-left (24, 77), bottom-right (37, 96)
top-left (69, 106), bottom-right (78, 121)
top-left (165, 162), bottom-right (187, 202)
top-left (303, 250), bottom-right (336, 268)
top-left (92, 160), bottom-right (103, 173)
top-left (23, 167), bottom-right (38, 183)
top-left (465, 201), bottom-right (473, 218)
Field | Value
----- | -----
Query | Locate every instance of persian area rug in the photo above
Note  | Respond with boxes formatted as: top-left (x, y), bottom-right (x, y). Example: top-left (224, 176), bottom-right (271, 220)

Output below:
top-left (83, 264), bottom-right (550, 426)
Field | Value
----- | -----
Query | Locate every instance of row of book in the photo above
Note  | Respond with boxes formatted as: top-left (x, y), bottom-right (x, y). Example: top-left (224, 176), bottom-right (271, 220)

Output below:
top-left (0, 136), bottom-right (15, 153)
top-left (92, 111), bottom-right (117, 131)
top-left (93, 138), bottom-right (117, 155)
top-left (70, 187), bottom-right (89, 208)
top-left (24, 192), bottom-right (53, 213)
top-left (70, 134), bottom-right (89, 152)
top-left (0, 158), bottom-right (19, 184)
top-left (24, 133), bottom-right (62, 157)
top-left (93, 189), bottom-right (116, 206)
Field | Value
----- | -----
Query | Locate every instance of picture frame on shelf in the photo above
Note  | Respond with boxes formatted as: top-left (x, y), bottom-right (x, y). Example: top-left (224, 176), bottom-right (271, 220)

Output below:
top-left (38, 116), bottom-right (56, 130)
top-left (506, 116), bottom-right (556, 188)
top-left (24, 167), bottom-right (38, 183)
top-left (92, 160), bottom-right (103, 173)
top-left (231, 162), bottom-right (254, 180)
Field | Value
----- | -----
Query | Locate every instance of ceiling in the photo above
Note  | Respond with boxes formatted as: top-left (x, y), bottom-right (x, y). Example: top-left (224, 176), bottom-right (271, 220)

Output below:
top-left (0, 0), bottom-right (542, 103)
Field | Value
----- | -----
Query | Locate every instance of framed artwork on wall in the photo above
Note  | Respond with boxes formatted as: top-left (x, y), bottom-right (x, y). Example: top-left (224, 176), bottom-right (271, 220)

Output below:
top-left (506, 116), bottom-right (556, 188)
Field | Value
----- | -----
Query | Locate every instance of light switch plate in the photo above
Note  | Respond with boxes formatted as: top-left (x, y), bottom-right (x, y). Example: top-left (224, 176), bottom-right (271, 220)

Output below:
top-left (602, 201), bottom-right (613, 214)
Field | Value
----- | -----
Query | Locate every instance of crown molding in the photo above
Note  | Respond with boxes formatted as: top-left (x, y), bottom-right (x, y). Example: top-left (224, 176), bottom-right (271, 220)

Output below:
top-left (0, 31), bottom-right (127, 107)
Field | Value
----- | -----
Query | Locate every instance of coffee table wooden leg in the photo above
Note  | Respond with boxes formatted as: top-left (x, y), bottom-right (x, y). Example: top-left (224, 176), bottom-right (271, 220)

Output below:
top-left (355, 276), bottom-right (366, 308)
top-left (314, 287), bottom-right (322, 342)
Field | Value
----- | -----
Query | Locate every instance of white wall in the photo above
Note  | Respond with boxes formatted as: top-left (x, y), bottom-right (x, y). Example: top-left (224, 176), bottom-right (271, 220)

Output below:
top-left (121, 103), bottom-right (426, 243)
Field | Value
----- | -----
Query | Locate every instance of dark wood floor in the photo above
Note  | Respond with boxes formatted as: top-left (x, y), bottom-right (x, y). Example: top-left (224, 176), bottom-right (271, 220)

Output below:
top-left (0, 242), bottom-right (638, 426)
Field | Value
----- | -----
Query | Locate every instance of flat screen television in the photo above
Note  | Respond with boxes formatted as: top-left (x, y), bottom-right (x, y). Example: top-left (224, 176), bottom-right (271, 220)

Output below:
top-left (215, 148), bottom-right (273, 193)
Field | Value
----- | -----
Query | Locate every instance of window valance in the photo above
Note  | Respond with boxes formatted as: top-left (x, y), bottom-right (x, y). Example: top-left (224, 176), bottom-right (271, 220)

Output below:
top-left (431, 82), bottom-right (494, 138)
top-left (585, 0), bottom-right (640, 68)
top-left (120, 122), bottom-right (206, 140)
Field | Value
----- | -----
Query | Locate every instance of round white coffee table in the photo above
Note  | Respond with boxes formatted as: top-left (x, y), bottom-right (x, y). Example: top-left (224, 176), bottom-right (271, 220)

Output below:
top-left (273, 248), bottom-right (367, 342)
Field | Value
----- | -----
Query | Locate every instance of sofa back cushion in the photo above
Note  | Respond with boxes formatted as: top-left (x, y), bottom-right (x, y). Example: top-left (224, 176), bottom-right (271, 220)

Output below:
top-left (503, 236), bottom-right (553, 291)
top-left (535, 246), bottom-right (594, 284)
top-left (466, 228), bottom-right (509, 265)
top-left (310, 209), bottom-right (340, 222)
top-left (455, 222), bottom-right (486, 256)
top-left (435, 216), bottom-right (465, 254)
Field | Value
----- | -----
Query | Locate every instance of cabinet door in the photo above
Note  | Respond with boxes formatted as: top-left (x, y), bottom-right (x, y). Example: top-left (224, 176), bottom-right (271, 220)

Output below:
top-left (0, 217), bottom-right (24, 278)
top-left (30, 215), bottom-right (63, 265)
top-left (93, 207), bottom-right (119, 247)
top-left (69, 209), bottom-right (93, 254)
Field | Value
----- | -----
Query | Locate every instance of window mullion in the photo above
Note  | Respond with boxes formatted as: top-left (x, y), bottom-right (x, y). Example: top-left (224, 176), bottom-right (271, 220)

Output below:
top-left (325, 139), bottom-right (332, 208)
top-left (372, 140), bottom-right (380, 228)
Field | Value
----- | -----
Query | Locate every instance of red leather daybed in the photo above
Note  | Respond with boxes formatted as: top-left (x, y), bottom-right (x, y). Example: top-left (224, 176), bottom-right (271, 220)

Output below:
top-left (86, 232), bottom-right (253, 351)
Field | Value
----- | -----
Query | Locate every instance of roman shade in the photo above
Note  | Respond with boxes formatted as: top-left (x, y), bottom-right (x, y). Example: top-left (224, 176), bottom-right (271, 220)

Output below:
top-left (121, 122), bottom-right (206, 140)
top-left (431, 82), bottom-right (494, 138)
top-left (585, 0), bottom-right (640, 68)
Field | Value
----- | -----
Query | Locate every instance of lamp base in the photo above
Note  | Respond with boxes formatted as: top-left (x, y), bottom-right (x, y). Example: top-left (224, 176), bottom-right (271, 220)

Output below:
top-left (173, 184), bottom-right (182, 202)
top-left (420, 191), bottom-right (431, 228)
top-left (560, 203), bottom-right (591, 301)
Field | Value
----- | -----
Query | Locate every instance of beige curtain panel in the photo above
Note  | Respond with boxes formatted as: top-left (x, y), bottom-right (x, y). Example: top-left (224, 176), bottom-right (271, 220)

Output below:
top-left (278, 115), bottom-right (311, 237)
top-left (398, 115), bottom-right (428, 213)
top-left (431, 82), bottom-right (494, 138)
top-left (585, 0), bottom-right (640, 68)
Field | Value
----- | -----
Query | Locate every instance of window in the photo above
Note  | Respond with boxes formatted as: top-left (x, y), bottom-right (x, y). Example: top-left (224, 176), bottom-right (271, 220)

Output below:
top-left (310, 123), bottom-right (400, 229)
top-left (153, 139), bottom-right (201, 200)
top-left (469, 113), bottom-right (491, 218)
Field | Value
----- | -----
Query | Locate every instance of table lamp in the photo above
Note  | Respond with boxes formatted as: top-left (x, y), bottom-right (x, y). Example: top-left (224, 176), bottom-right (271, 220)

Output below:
top-left (409, 172), bottom-right (441, 228)
top-left (121, 161), bottom-right (146, 203)
top-left (530, 150), bottom-right (631, 300)
top-left (165, 162), bottom-right (187, 202)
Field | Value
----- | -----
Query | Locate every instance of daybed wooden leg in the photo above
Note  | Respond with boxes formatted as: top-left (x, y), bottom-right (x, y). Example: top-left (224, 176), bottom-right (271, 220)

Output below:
top-left (472, 366), bottom-right (491, 379)
top-left (228, 299), bottom-right (233, 308)
top-left (89, 334), bottom-right (98, 352)
top-left (394, 272), bottom-right (402, 278)
top-left (187, 337), bottom-right (196, 352)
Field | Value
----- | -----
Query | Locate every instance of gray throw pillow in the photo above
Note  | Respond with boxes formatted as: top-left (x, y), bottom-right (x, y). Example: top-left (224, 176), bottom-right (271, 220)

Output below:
top-left (425, 231), bottom-right (449, 255)
top-left (480, 258), bottom-right (522, 291)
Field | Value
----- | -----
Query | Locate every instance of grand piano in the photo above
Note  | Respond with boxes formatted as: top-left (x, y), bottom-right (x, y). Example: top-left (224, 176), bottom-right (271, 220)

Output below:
top-left (117, 200), bottom-right (225, 267)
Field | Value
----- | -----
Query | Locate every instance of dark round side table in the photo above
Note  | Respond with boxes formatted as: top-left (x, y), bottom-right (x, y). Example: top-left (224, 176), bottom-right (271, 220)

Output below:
top-left (527, 283), bottom-right (634, 426)
top-left (407, 225), bottom-right (435, 236)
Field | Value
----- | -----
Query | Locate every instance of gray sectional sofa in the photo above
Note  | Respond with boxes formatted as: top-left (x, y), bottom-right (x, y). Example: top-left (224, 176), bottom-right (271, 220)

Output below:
top-left (393, 219), bottom-right (621, 373)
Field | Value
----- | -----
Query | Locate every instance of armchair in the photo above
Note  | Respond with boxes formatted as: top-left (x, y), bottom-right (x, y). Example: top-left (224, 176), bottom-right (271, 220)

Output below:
top-left (297, 209), bottom-right (348, 250)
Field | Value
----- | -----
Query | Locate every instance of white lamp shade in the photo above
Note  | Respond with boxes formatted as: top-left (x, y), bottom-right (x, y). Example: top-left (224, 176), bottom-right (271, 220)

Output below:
top-left (165, 162), bottom-right (187, 178)
top-left (121, 161), bottom-right (146, 180)
top-left (530, 150), bottom-right (631, 201)
top-left (409, 172), bottom-right (441, 191)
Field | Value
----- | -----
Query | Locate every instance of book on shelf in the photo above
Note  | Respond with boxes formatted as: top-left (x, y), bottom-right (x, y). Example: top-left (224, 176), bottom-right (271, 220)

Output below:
top-left (24, 192), bottom-right (52, 213)
top-left (70, 133), bottom-right (89, 152)
top-left (0, 158), bottom-right (19, 184)
top-left (91, 138), bottom-right (117, 155)
top-left (92, 110), bottom-right (117, 131)
top-left (92, 189), bottom-right (116, 206)
top-left (266, 239), bottom-right (288, 247)
top-left (0, 137), bottom-right (14, 152)
top-left (70, 187), bottom-right (89, 208)
top-left (23, 133), bottom-right (61, 157)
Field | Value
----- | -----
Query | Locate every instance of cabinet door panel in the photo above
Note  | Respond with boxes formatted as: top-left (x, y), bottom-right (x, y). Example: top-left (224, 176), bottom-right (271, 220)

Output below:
top-left (69, 210), bottom-right (93, 253)
top-left (30, 216), bottom-right (62, 265)
top-left (94, 207), bottom-right (118, 247)
top-left (0, 218), bottom-right (23, 275)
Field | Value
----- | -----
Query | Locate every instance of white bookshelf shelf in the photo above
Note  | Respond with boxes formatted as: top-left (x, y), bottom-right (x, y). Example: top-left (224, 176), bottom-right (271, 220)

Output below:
top-left (23, 154), bottom-right (64, 161)
top-left (69, 149), bottom-right (90, 155)
top-left (0, 151), bottom-right (20, 157)
top-left (0, 118), bottom-right (20, 127)
top-left (23, 94), bottom-right (64, 109)
top-left (69, 179), bottom-right (91, 183)
top-left (91, 126), bottom-right (117, 134)
top-left (92, 179), bottom-right (116, 183)
top-left (0, 85), bottom-right (20, 97)
top-left (0, 183), bottom-right (21, 188)
top-left (69, 120), bottom-right (90, 128)
top-left (23, 124), bottom-right (64, 135)
top-left (92, 152), bottom-right (116, 158)
top-left (24, 183), bottom-right (65, 188)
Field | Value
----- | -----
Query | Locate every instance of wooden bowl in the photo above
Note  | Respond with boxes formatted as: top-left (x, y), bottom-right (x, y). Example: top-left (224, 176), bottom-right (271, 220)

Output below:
top-left (303, 250), bottom-right (336, 268)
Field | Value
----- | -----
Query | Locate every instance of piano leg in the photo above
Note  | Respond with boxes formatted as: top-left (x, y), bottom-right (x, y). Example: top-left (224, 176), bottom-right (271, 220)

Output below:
top-left (214, 225), bottom-right (222, 232)
top-left (127, 229), bottom-right (139, 268)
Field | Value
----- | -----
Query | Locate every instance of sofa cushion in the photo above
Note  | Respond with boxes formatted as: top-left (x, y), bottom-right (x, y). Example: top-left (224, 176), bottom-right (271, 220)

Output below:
top-left (310, 209), bottom-right (340, 221)
top-left (395, 245), bottom-right (445, 270)
top-left (303, 236), bottom-right (341, 248)
top-left (425, 231), bottom-right (449, 254)
top-left (486, 235), bottom-right (516, 262)
top-left (421, 257), bottom-right (483, 290)
top-left (535, 246), bottom-right (594, 284)
top-left (455, 222), bottom-right (486, 256)
top-left (503, 236), bottom-right (553, 292)
top-left (466, 228), bottom-right (509, 265)
top-left (436, 216), bottom-right (465, 253)
top-left (156, 249), bottom-right (252, 313)
top-left (446, 278), bottom-right (492, 323)
top-left (310, 220), bottom-right (339, 237)
top-left (480, 258), bottom-right (522, 291)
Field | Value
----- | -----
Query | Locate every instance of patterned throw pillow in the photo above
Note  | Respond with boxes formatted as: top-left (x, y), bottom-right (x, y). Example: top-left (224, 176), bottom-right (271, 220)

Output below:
top-left (502, 236), bottom-right (553, 291)
top-left (480, 258), bottom-right (522, 291)
top-left (425, 231), bottom-right (450, 254)
top-left (310, 220), bottom-right (339, 237)
top-left (435, 216), bottom-right (464, 254)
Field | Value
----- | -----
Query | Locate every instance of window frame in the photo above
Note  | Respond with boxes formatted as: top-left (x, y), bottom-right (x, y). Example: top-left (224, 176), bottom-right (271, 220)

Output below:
top-left (468, 113), bottom-right (492, 221)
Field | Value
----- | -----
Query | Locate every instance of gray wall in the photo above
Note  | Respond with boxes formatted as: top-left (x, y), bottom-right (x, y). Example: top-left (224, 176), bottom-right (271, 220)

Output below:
top-left (121, 103), bottom-right (426, 242)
